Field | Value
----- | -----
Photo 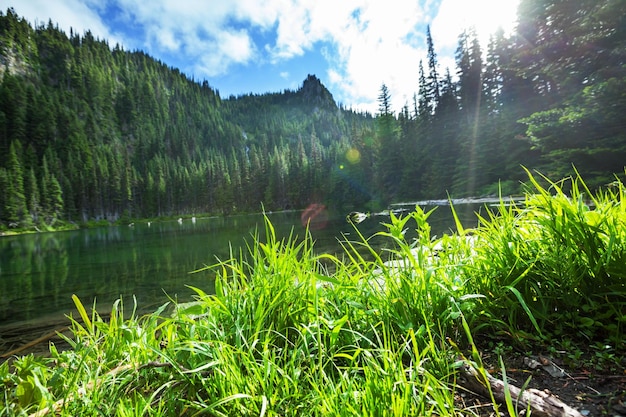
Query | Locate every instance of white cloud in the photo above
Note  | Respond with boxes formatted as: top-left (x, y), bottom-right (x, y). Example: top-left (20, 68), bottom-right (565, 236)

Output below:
top-left (320, 0), bottom-right (428, 113)
top-left (220, 30), bottom-right (254, 62)
top-left (2, 0), bottom-right (519, 113)
top-left (431, 0), bottom-right (520, 53)
top-left (154, 28), bottom-right (181, 52)
top-left (193, 30), bottom-right (255, 77)
top-left (112, 0), bottom-right (259, 76)
top-left (2, 0), bottom-right (119, 43)
top-left (328, 0), bottom-right (521, 112)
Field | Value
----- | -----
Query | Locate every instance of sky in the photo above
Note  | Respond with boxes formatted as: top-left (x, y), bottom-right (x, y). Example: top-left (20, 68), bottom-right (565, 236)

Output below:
top-left (1, 0), bottom-right (520, 113)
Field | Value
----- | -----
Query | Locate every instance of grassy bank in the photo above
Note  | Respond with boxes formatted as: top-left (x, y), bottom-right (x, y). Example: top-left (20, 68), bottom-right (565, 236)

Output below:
top-left (0, 221), bottom-right (79, 236)
top-left (2, 170), bottom-right (625, 416)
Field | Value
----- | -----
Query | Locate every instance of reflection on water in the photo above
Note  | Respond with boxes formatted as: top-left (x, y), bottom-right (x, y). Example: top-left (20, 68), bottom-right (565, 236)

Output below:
top-left (0, 206), bottom-right (486, 327)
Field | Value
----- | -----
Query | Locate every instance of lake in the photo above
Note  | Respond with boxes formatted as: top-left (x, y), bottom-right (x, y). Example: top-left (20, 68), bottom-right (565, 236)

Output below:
top-left (0, 202), bottom-right (491, 329)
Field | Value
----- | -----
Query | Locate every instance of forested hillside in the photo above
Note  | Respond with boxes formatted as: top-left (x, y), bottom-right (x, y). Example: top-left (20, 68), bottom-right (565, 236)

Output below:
top-left (385, 0), bottom-right (626, 201)
top-left (0, 8), bottom-right (373, 226)
top-left (222, 74), bottom-right (376, 212)
top-left (0, 0), bottom-right (624, 230)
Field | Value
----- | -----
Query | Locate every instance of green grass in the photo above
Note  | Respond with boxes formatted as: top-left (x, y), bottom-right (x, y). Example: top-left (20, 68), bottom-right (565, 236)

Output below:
top-left (1, 170), bottom-right (625, 416)
top-left (465, 168), bottom-right (626, 346)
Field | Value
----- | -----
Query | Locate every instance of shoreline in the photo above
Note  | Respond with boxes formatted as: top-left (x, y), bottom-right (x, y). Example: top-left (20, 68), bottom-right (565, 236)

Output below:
top-left (0, 315), bottom-right (75, 361)
top-left (0, 208), bottom-right (305, 238)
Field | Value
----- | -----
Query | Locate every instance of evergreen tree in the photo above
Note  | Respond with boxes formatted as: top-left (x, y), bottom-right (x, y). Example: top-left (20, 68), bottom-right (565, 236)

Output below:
top-left (41, 155), bottom-right (63, 223)
top-left (432, 68), bottom-right (460, 192)
top-left (5, 141), bottom-right (29, 225)
top-left (377, 83), bottom-right (393, 119)
top-left (514, 0), bottom-right (626, 180)
top-left (25, 167), bottom-right (41, 225)
top-left (374, 83), bottom-right (400, 203)
top-left (0, 168), bottom-right (7, 225)
top-left (417, 61), bottom-right (431, 122)
top-left (425, 25), bottom-right (440, 113)
top-left (0, 74), bottom-right (27, 160)
top-left (455, 27), bottom-right (483, 122)
top-left (453, 28), bottom-right (486, 195)
top-left (483, 29), bottom-right (505, 115)
top-left (48, 175), bottom-right (64, 222)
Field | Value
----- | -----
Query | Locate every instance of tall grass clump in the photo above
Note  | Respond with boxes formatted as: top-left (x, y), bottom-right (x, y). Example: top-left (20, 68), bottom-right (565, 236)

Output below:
top-left (341, 206), bottom-right (479, 351)
top-left (466, 168), bottom-right (626, 345)
top-left (2, 170), bottom-right (625, 416)
top-left (1, 214), bottom-right (465, 416)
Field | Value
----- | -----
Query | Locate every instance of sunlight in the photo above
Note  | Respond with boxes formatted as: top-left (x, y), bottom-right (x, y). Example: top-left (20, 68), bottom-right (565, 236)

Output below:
top-left (434, 0), bottom-right (520, 51)
top-left (462, 0), bottom-right (520, 37)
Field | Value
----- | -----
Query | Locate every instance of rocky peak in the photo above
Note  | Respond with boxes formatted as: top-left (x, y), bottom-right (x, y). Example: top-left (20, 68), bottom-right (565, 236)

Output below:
top-left (297, 74), bottom-right (336, 109)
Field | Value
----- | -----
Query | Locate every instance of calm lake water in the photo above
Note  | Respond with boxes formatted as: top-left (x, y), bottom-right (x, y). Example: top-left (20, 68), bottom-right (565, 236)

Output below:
top-left (0, 203), bottom-right (488, 328)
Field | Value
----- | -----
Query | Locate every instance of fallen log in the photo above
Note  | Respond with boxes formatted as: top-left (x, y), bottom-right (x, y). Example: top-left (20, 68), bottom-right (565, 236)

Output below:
top-left (458, 361), bottom-right (584, 417)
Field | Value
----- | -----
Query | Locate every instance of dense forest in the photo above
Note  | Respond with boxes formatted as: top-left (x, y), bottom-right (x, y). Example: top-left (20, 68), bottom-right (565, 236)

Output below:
top-left (0, 0), bottom-right (624, 230)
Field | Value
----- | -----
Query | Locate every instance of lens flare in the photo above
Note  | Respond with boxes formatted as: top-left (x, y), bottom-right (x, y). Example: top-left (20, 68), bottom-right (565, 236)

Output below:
top-left (346, 148), bottom-right (360, 164)
top-left (301, 203), bottom-right (328, 230)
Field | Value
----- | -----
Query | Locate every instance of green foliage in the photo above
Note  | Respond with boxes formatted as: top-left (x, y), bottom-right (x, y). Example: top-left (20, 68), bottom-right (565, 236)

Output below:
top-left (521, 75), bottom-right (626, 179)
top-left (2, 141), bottom-right (28, 225)
top-left (2, 171), bottom-right (626, 415)
top-left (466, 169), bottom-right (626, 344)
top-left (0, 212), bottom-right (463, 416)
top-left (0, 12), bottom-right (374, 224)
top-left (515, 0), bottom-right (626, 178)
top-left (0, 1), bottom-right (624, 226)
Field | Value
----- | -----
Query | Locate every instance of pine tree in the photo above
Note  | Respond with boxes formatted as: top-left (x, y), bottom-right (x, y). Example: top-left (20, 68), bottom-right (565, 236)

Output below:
top-left (26, 167), bottom-right (41, 225)
top-left (513, 0), bottom-right (626, 180)
top-left (377, 83), bottom-right (392, 118)
top-left (417, 61), bottom-right (431, 122)
top-left (41, 155), bottom-right (64, 224)
top-left (5, 141), bottom-right (29, 226)
top-left (455, 28), bottom-right (483, 122)
top-left (425, 25), bottom-right (440, 113)
top-left (483, 29), bottom-right (505, 115)
top-left (453, 28), bottom-right (487, 195)
top-left (374, 83), bottom-right (400, 203)
top-left (48, 174), bottom-right (64, 222)
top-left (0, 74), bottom-right (27, 160)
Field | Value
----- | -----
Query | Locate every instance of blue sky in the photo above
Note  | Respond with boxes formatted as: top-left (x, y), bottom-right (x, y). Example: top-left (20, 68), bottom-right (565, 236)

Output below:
top-left (2, 0), bottom-right (520, 113)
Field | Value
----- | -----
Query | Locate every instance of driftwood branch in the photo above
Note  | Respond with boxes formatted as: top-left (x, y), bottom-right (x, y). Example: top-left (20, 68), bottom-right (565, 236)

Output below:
top-left (0, 327), bottom-right (70, 359)
top-left (458, 360), bottom-right (584, 417)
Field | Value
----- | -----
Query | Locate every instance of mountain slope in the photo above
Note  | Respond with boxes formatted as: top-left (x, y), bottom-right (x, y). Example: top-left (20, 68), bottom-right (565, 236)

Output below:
top-left (0, 8), bottom-right (373, 227)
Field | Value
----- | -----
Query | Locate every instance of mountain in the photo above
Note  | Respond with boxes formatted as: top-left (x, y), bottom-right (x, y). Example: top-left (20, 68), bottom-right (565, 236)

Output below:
top-left (297, 74), bottom-right (337, 109)
top-left (0, 8), bottom-right (374, 228)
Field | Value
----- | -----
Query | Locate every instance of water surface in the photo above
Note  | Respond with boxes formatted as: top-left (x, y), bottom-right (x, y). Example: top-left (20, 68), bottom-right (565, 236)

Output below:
top-left (0, 204), bottom-right (486, 328)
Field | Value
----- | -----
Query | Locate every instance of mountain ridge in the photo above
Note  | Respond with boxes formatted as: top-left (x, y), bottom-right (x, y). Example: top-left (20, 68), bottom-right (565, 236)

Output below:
top-left (0, 7), bottom-right (373, 225)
